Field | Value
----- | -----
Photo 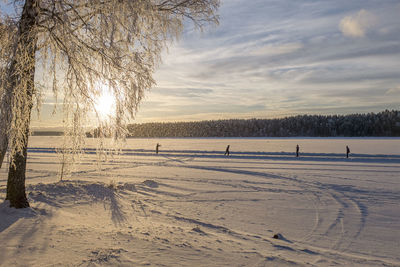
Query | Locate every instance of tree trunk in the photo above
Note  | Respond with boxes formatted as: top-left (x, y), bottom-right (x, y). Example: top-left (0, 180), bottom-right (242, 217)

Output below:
top-left (5, 0), bottom-right (38, 208)
top-left (0, 86), bottom-right (12, 169)
top-left (0, 48), bottom-right (17, 170)
top-left (6, 130), bottom-right (30, 208)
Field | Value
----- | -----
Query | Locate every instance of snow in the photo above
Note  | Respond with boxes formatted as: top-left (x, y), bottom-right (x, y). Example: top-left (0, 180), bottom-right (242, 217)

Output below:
top-left (1, 137), bottom-right (399, 266)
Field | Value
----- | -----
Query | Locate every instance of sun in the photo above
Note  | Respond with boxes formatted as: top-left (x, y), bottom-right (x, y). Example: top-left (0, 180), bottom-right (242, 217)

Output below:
top-left (94, 83), bottom-right (115, 120)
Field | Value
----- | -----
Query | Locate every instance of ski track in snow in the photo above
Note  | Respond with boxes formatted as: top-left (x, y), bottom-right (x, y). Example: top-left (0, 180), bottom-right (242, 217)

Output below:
top-left (0, 139), bottom-right (399, 266)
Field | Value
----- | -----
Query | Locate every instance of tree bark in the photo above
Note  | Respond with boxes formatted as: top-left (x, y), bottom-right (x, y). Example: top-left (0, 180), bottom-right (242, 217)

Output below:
top-left (6, 130), bottom-right (30, 208)
top-left (0, 45), bottom-right (17, 169)
top-left (5, 0), bottom-right (38, 208)
top-left (0, 80), bottom-right (12, 169)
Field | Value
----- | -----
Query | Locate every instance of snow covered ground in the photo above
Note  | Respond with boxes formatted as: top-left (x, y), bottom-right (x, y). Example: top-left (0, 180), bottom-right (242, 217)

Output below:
top-left (1, 137), bottom-right (399, 266)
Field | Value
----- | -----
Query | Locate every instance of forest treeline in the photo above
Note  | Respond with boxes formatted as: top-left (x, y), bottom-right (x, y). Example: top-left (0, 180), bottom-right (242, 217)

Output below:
top-left (90, 110), bottom-right (400, 138)
top-left (126, 109), bottom-right (400, 137)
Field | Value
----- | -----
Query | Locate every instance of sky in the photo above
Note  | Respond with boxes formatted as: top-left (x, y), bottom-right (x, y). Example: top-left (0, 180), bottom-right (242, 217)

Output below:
top-left (4, 0), bottom-right (400, 128)
top-left (133, 0), bottom-right (400, 123)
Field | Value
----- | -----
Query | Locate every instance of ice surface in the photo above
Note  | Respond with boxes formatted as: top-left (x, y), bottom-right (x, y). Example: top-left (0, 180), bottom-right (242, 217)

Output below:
top-left (0, 137), bottom-right (399, 266)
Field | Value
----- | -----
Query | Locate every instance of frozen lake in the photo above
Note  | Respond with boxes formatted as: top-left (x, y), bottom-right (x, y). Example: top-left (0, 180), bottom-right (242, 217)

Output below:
top-left (29, 136), bottom-right (400, 154)
top-left (1, 137), bottom-right (399, 266)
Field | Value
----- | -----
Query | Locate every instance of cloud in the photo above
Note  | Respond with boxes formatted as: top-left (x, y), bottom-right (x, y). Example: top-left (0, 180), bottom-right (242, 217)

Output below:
top-left (144, 2), bottom-right (400, 122)
top-left (251, 42), bottom-right (303, 56)
top-left (385, 85), bottom-right (400, 95)
top-left (152, 87), bottom-right (213, 98)
top-left (339, 9), bottom-right (377, 37)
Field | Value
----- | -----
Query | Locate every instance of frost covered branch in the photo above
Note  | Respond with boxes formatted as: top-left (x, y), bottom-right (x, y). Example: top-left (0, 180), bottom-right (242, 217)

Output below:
top-left (0, 0), bottom-right (219, 208)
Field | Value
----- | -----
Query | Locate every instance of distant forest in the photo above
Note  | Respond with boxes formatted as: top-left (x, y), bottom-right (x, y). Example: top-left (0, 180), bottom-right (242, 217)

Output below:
top-left (122, 110), bottom-right (400, 138)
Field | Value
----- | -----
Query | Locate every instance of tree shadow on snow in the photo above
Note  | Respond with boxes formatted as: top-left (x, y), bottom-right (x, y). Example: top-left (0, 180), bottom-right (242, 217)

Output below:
top-left (28, 181), bottom-right (127, 225)
top-left (0, 200), bottom-right (38, 233)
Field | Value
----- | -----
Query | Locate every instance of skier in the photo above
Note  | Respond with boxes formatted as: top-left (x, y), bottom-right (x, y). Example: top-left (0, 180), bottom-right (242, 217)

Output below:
top-left (156, 143), bottom-right (161, 154)
top-left (346, 145), bottom-right (350, 158)
top-left (296, 144), bottom-right (299, 157)
top-left (224, 145), bottom-right (230, 156)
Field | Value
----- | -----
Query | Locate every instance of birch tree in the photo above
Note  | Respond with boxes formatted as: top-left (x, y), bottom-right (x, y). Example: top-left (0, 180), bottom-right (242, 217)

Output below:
top-left (0, 0), bottom-right (219, 208)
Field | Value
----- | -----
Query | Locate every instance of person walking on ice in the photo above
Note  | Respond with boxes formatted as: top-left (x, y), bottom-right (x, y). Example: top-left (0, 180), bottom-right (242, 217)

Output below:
top-left (296, 144), bottom-right (300, 157)
top-left (225, 145), bottom-right (230, 156)
top-left (346, 145), bottom-right (350, 158)
top-left (156, 143), bottom-right (161, 154)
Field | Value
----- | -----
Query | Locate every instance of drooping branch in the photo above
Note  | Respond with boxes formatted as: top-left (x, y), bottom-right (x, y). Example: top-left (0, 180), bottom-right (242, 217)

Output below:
top-left (0, 0), bottom-right (219, 207)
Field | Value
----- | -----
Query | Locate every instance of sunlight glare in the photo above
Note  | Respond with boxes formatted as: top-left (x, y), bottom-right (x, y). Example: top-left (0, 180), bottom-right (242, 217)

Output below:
top-left (94, 83), bottom-right (115, 120)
